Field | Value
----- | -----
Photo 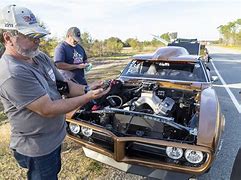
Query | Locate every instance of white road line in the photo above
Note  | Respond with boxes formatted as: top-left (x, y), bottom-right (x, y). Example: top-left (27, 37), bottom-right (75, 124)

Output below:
top-left (211, 60), bottom-right (241, 113)
top-left (213, 83), bottom-right (241, 89)
top-left (213, 59), bottom-right (241, 63)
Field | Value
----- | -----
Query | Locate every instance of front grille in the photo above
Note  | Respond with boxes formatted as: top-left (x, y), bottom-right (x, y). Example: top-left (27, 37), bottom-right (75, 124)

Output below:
top-left (126, 142), bottom-right (168, 161)
top-left (88, 131), bottom-right (114, 152)
top-left (125, 141), bottom-right (207, 167)
top-left (66, 122), bottom-right (208, 169)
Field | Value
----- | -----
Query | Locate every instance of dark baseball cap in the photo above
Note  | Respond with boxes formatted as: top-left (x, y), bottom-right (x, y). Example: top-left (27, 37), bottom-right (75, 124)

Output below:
top-left (67, 27), bottom-right (81, 42)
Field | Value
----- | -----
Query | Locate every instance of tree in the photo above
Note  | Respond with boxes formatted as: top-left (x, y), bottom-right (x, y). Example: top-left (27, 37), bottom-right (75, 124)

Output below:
top-left (80, 32), bottom-right (93, 56)
top-left (217, 19), bottom-right (241, 46)
top-left (40, 37), bottom-right (59, 57)
top-left (90, 40), bottom-right (105, 57)
top-left (35, 17), bottom-right (59, 57)
top-left (143, 40), bottom-right (152, 47)
top-left (151, 38), bottom-right (165, 47)
top-left (160, 32), bottom-right (171, 42)
top-left (0, 43), bottom-right (5, 58)
top-left (104, 37), bottom-right (124, 55)
top-left (125, 38), bottom-right (140, 49)
top-left (218, 25), bottom-right (230, 45)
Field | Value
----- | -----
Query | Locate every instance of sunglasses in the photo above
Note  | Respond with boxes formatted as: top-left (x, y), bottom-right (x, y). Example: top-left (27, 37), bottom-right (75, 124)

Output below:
top-left (26, 33), bottom-right (46, 39)
top-left (9, 31), bottom-right (45, 40)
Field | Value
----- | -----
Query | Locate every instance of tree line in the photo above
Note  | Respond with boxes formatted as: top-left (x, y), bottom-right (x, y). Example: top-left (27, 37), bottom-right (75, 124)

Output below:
top-left (1, 18), bottom-right (240, 58)
top-left (218, 18), bottom-right (241, 46)
top-left (40, 33), bottom-right (165, 58)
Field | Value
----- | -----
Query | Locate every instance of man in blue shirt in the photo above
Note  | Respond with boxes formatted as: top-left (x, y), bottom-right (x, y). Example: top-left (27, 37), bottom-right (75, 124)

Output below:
top-left (54, 27), bottom-right (89, 85)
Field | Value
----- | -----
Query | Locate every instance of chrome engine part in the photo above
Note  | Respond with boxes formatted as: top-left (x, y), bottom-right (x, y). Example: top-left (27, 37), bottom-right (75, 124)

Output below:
top-left (74, 81), bottom-right (200, 143)
top-left (134, 92), bottom-right (175, 116)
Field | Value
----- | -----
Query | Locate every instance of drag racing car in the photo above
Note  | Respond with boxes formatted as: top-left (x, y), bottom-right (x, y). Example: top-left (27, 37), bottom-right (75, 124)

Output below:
top-left (65, 46), bottom-right (224, 179)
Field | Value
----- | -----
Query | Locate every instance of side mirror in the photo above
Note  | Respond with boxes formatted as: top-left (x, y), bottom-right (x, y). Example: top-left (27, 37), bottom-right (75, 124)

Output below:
top-left (206, 66), bottom-right (210, 71)
top-left (118, 70), bottom-right (123, 75)
top-left (211, 76), bottom-right (218, 82)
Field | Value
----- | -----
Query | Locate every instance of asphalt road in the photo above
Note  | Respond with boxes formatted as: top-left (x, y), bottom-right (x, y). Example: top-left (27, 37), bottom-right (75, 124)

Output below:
top-left (199, 46), bottom-right (241, 180)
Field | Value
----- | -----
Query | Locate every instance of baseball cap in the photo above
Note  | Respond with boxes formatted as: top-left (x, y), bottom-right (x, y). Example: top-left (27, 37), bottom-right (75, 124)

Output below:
top-left (0, 5), bottom-right (49, 38)
top-left (67, 27), bottom-right (81, 42)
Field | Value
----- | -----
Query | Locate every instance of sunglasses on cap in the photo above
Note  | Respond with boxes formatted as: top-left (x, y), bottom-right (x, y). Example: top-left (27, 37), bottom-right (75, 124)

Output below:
top-left (9, 30), bottom-right (45, 40)
top-left (26, 33), bottom-right (46, 39)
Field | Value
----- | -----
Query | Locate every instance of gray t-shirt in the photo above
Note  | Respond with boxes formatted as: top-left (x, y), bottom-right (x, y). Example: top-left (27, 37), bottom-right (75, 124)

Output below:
top-left (0, 52), bottom-right (66, 157)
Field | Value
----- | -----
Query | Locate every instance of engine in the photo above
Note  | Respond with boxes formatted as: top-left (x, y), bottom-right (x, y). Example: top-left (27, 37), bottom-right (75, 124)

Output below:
top-left (73, 80), bottom-right (200, 144)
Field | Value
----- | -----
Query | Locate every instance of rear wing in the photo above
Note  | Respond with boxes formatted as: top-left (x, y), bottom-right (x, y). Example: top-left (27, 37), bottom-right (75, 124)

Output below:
top-left (168, 39), bottom-right (200, 55)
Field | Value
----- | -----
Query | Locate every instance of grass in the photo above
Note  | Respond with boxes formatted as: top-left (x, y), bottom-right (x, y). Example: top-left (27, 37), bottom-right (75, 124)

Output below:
top-left (0, 111), bottom-right (7, 126)
top-left (0, 54), bottom-right (131, 179)
top-left (0, 123), bottom-right (109, 180)
top-left (59, 140), bottom-right (109, 179)
top-left (0, 123), bottom-right (27, 179)
top-left (0, 98), bottom-right (7, 124)
top-left (213, 44), bottom-right (241, 51)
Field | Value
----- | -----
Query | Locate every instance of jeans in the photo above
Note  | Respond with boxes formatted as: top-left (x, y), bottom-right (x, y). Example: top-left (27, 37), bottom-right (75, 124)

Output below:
top-left (13, 146), bottom-right (61, 180)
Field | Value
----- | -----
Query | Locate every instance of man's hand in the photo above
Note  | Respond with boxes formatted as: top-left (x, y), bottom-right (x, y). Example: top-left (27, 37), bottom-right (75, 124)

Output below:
top-left (78, 63), bottom-right (88, 69)
top-left (89, 80), bottom-right (104, 90)
top-left (86, 86), bottom-right (111, 99)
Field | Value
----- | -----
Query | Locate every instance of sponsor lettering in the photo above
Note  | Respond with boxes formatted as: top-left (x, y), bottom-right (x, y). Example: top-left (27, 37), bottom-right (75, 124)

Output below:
top-left (48, 69), bottom-right (56, 81)
top-left (5, 23), bottom-right (14, 27)
top-left (23, 13), bottom-right (37, 25)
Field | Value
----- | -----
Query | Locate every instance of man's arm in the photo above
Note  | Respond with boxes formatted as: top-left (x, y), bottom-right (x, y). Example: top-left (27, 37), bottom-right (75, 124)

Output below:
top-left (26, 87), bottom-right (108, 118)
top-left (65, 80), bottom-right (103, 97)
top-left (55, 62), bottom-right (87, 70)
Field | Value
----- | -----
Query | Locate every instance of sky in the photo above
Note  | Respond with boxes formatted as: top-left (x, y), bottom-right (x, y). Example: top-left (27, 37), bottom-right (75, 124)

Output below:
top-left (0, 0), bottom-right (241, 41)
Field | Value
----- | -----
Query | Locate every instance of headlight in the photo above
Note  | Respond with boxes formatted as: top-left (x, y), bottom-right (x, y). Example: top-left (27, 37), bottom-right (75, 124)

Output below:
top-left (81, 126), bottom-right (93, 137)
top-left (69, 123), bottom-right (80, 134)
top-left (166, 146), bottom-right (183, 159)
top-left (185, 149), bottom-right (203, 164)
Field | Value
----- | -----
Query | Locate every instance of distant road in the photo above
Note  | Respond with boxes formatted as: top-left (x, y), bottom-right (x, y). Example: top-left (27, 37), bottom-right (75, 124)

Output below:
top-left (199, 46), bottom-right (241, 180)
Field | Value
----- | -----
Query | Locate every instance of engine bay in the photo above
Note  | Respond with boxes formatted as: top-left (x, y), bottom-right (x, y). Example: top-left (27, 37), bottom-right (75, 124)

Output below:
top-left (72, 80), bottom-right (201, 144)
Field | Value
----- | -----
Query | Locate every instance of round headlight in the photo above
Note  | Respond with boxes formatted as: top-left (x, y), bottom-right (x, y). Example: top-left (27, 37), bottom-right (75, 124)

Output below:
top-left (81, 126), bottom-right (93, 137)
top-left (185, 149), bottom-right (204, 164)
top-left (166, 146), bottom-right (183, 159)
top-left (69, 123), bottom-right (80, 134)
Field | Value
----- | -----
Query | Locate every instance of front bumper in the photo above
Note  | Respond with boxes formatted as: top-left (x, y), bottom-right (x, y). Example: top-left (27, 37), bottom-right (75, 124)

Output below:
top-left (66, 118), bottom-right (213, 175)
top-left (82, 147), bottom-right (196, 179)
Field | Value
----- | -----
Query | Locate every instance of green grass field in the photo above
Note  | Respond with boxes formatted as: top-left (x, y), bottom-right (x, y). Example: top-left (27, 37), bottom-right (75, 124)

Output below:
top-left (216, 44), bottom-right (241, 51)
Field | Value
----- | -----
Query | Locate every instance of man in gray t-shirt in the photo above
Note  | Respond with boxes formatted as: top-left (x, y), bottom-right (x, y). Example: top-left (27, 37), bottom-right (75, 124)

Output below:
top-left (0, 5), bottom-right (109, 179)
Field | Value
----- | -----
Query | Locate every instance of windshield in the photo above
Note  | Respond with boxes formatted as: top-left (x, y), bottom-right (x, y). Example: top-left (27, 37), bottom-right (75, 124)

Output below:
top-left (121, 60), bottom-right (207, 82)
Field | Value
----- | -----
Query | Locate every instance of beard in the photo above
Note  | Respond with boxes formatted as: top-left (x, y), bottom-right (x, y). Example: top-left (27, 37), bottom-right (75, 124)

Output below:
top-left (15, 43), bottom-right (40, 58)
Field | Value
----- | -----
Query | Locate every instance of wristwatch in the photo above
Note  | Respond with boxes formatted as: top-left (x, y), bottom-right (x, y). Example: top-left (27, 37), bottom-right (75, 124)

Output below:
top-left (84, 85), bottom-right (91, 94)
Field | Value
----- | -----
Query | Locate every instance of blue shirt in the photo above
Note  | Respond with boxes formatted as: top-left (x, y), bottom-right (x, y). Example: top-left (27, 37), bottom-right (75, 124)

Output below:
top-left (54, 41), bottom-right (88, 85)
